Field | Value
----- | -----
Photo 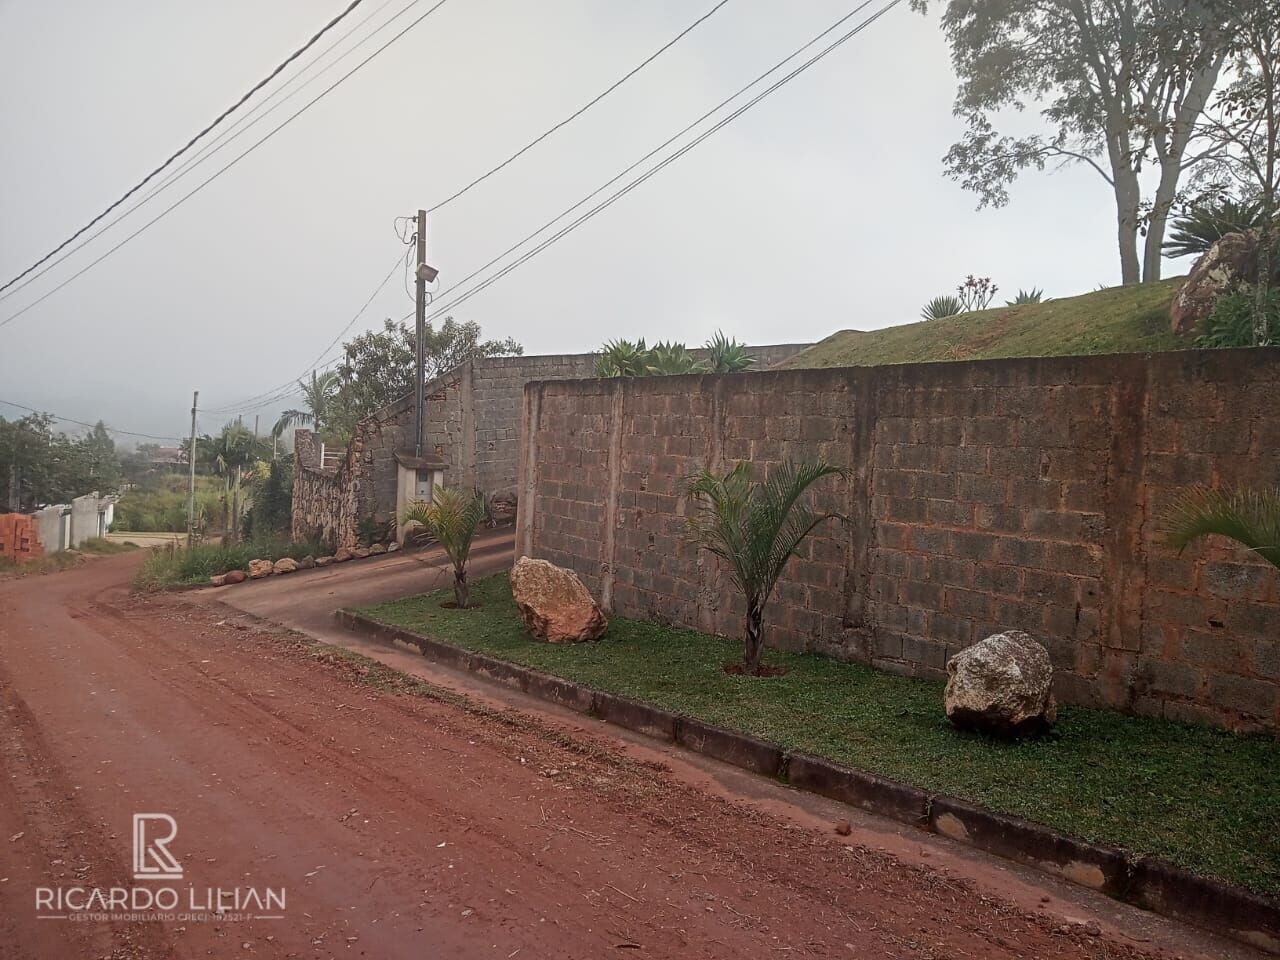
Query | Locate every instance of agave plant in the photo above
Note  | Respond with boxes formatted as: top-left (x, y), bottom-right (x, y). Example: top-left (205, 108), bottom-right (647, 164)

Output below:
top-left (1165, 486), bottom-right (1280, 572)
top-left (594, 338), bottom-right (649, 377)
top-left (401, 486), bottom-right (488, 608)
top-left (1006, 287), bottom-right (1045, 305)
top-left (685, 461), bottom-right (846, 674)
top-left (1163, 198), bottom-right (1266, 260)
top-left (921, 295), bottom-right (963, 321)
top-left (700, 331), bottom-right (756, 374)
top-left (646, 341), bottom-right (701, 375)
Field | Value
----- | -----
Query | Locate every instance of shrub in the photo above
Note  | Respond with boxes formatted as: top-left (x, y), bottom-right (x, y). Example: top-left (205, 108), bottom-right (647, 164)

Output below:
top-left (1165, 486), bottom-right (1280, 572)
top-left (921, 295), bottom-right (963, 321)
top-left (134, 538), bottom-right (321, 590)
top-left (957, 275), bottom-right (998, 311)
top-left (1197, 289), bottom-right (1280, 348)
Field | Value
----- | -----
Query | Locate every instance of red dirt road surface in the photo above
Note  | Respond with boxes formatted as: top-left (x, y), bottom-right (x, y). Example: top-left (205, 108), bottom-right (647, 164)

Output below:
top-left (0, 552), bottom-right (1251, 959)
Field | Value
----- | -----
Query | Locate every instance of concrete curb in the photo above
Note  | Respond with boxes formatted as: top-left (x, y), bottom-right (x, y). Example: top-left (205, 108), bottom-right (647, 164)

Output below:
top-left (334, 609), bottom-right (1280, 954)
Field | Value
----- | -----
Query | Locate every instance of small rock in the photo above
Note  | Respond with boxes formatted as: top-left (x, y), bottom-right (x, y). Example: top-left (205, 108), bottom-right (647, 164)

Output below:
top-left (834, 820), bottom-right (851, 836)
top-left (386, 541), bottom-right (401, 552)
top-left (224, 569), bottom-right (248, 584)
top-left (1084, 921), bottom-right (1102, 937)
top-left (298, 555), bottom-right (317, 570)
top-left (368, 543), bottom-right (387, 556)
top-left (353, 547), bottom-right (371, 559)
top-left (248, 558), bottom-right (274, 579)
top-left (333, 547), bottom-right (355, 562)
top-left (209, 574), bottom-right (227, 587)
top-left (273, 557), bottom-right (299, 575)
top-left (315, 556), bottom-right (334, 567)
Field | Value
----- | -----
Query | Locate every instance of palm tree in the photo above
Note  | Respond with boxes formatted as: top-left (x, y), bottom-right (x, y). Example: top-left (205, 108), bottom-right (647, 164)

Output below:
top-left (1162, 197), bottom-right (1267, 259)
top-left (700, 331), bottom-right (755, 373)
top-left (685, 461), bottom-right (846, 674)
top-left (273, 370), bottom-right (340, 439)
top-left (209, 423), bottom-right (257, 541)
top-left (401, 486), bottom-right (487, 608)
top-left (1165, 486), bottom-right (1280, 571)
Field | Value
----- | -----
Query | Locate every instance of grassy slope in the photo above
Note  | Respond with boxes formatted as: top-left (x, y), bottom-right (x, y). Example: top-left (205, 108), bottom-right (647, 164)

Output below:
top-left (779, 278), bottom-right (1188, 369)
top-left (357, 573), bottom-right (1280, 896)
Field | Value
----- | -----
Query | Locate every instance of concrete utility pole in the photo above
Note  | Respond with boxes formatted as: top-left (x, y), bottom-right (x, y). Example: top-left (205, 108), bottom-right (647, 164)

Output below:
top-left (414, 208), bottom-right (427, 458)
top-left (186, 390), bottom-right (198, 550)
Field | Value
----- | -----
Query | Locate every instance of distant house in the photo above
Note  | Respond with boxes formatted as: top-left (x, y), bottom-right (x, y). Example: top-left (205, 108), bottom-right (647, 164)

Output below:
top-left (149, 446), bottom-right (186, 470)
top-left (31, 493), bottom-right (116, 552)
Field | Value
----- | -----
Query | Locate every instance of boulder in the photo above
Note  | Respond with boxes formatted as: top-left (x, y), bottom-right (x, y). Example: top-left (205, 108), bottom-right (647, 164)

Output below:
top-left (369, 543), bottom-right (387, 556)
top-left (353, 547), bottom-right (371, 559)
top-left (209, 574), bottom-right (227, 587)
top-left (273, 557), bottom-right (299, 575)
top-left (510, 556), bottom-right (608, 643)
top-left (1170, 230), bottom-right (1279, 335)
top-left (333, 547), bottom-right (355, 562)
top-left (386, 541), bottom-right (401, 553)
top-left (298, 555), bottom-right (317, 570)
top-left (315, 556), bottom-right (335, 567)
top-left (944, 630), bottom-right (1056, 737)
top-left (224, 569), bottom-right (248, 585)
top-left (248, 559), bottom-right (274, 579)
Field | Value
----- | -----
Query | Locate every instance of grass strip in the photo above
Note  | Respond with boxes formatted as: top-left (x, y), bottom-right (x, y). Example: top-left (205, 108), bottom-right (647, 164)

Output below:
top-left (357, 572), bottom-right (1280, 896)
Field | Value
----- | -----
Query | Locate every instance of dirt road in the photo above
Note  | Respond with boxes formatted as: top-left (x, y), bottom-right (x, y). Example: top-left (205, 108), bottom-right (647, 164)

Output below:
top-left (0, 552), bottom-right (1248, 959)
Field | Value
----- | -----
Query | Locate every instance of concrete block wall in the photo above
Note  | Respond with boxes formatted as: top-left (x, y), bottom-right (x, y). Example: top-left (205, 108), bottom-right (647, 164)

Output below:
top-left (516, 349), bottom-right (1280, 731)
top-left (292, 344), bottom-right (809, 544)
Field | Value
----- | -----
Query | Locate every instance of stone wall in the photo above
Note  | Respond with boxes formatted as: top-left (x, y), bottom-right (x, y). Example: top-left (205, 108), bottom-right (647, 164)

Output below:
top-left (292, 344), bottom-right (810, 546)
top-left (516, 349), bottom-right (1280, 731)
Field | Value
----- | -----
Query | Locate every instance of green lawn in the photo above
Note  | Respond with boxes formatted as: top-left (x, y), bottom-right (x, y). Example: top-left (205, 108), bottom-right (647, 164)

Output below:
top-left (778, 278), bottom-right (1188, 369)
top-left (356, 572), bottom-right (1280, 896)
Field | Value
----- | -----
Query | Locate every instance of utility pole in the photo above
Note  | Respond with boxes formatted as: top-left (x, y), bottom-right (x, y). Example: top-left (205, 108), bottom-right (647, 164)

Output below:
top-left (414, 208), bottom-right (427, 458)
top-left (186, 390), bottom-right (198, 550)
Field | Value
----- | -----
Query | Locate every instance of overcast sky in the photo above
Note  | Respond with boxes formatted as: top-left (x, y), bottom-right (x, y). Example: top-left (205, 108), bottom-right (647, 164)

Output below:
top-left (0, 0), bottom-right (1196, 443)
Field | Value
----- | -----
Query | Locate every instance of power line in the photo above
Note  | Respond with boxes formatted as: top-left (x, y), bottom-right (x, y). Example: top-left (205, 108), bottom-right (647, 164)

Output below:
top-left (229, 0), bottom-right (900, 413)
top-left (0, 0), bottom-right (452, 331)
top-left (426, 0), bottom-right (731, 215)
top-left (0, 0), bottom-right (423, 307)
top-left (204, 247), bottom-right (409, 415)
top-left (0, 398), bottom-right (181, 442)
top-left (0, 0), bottom-right (369, 298)
top-left (410, 0), bottom-right (899, 328)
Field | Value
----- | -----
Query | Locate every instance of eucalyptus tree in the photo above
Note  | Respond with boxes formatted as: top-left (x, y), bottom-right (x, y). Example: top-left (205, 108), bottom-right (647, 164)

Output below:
top-left (920, 0), bottom-right (1230, 283)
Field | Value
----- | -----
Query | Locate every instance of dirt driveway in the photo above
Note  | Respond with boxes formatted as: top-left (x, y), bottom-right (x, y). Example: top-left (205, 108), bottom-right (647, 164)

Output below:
top-left (0, 550), bottom-right (1257, 959)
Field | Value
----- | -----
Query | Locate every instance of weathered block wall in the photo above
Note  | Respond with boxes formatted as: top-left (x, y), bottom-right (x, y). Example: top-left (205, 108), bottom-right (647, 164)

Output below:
top-left (291, 428), bottom-right (358, 549)
top-left (516, 349), bottom-right (1280, 731)
top-left (293, 344), bottom-right (810, 541)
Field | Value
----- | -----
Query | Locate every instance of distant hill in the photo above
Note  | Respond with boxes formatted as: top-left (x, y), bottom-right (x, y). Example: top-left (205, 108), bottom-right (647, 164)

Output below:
top-left (777, 277), bottom-right (1188, 370)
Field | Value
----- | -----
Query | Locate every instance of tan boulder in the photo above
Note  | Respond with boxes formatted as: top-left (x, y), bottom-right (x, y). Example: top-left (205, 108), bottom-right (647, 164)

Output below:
top-left (209, 574), bottom-right (227, 587)
top-left (369, 543), bottom-right (387, 556)
top-left (945, 631), bottom-right (1056, 737)
top-left (315, 556), bottom-right (335, 567)
top-left (273, 557), bottom-right (299, 575)
top-left (1169, 230), bottom-right (1280, 335)
top-left (248, 559), bottom-right (274, 579)
top-left (224, 569), bottom-right (248, 584)
top-left (353, 547), bottom-right (371, 559)
top-left (386, 541), bottom-right (401, 552)
top-left (298, 555), bottom-right (317, 570)
top-left (333, 547), bottom-right (355, 562)
top-left (510, 556), bottom-right (607, 643)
